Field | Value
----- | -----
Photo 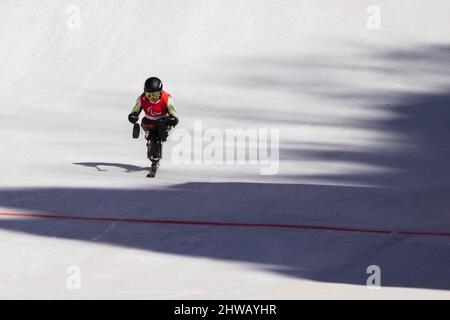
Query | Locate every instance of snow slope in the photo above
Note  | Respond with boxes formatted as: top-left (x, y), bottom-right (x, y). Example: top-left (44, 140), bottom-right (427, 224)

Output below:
top-left (0, 0), bottom-right (450, 299)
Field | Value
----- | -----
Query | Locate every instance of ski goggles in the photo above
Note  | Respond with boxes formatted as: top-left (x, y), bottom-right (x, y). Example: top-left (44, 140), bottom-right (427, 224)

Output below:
top-left (145, 91), bottom-right (162, 101)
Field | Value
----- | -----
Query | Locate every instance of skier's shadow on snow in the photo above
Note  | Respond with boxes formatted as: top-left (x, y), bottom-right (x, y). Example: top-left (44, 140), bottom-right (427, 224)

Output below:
top-left (73, 162), bottom-right (149, 173)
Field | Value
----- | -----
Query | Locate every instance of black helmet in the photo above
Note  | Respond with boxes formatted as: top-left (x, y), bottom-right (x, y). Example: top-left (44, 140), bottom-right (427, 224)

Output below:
top-left (144, 77), bottom-right (163, 93)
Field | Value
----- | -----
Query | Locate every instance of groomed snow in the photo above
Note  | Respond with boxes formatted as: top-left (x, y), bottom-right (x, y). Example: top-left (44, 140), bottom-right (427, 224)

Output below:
top-left (0, 0), bottom-right (449, 299)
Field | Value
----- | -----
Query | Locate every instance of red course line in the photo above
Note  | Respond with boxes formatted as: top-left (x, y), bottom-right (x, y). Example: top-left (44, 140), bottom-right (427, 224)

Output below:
top-left (0, 212), bottom-right (449, 238)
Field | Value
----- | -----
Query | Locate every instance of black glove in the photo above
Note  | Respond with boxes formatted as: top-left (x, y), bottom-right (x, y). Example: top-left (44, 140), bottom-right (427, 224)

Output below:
top-left (157, 117), bottom-right (178, 127)
top-left (128, 112), bottom-right (139, 124)
top-left (166, 117), bottom-right (179, 127)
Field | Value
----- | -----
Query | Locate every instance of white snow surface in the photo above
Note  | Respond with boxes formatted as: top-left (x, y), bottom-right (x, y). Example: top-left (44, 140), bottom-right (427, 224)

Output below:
top-left (1, 0), bottom-right (450, 299)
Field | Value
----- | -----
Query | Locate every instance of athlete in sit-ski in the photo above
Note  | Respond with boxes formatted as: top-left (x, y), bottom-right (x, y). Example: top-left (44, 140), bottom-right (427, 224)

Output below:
top-left (128, 77), bottom-right (179, 177)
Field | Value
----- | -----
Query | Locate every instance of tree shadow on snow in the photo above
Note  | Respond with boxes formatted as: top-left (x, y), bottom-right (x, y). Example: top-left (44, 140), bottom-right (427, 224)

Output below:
top-left (1, 44), bottom-right (450, 292)
top-left (0, 183), bottom-right (449, 291)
